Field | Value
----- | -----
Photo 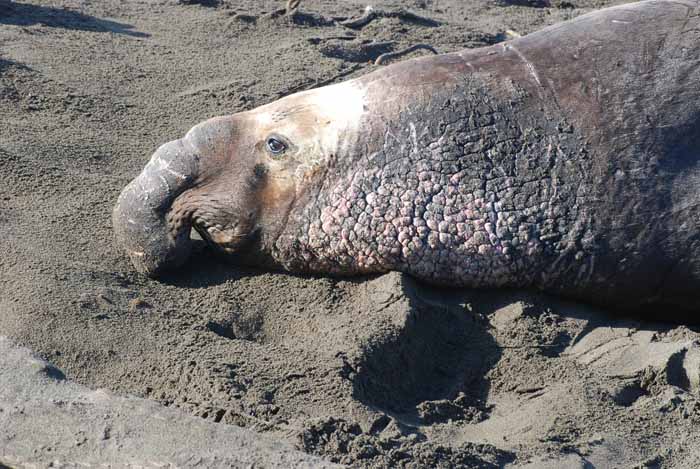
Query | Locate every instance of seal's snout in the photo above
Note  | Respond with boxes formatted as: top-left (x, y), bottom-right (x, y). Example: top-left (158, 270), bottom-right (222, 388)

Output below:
top-left (113, 116), bottom-right (239, 276)
top-left (113, 138), bottom-right (200, 276)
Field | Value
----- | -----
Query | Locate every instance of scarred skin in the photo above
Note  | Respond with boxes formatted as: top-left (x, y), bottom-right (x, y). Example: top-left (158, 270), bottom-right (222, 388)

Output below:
top-left (114, 0), bottom-right (700, 313)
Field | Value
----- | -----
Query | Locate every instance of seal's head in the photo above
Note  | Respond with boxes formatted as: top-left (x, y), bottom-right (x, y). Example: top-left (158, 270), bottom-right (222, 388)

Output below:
top-left (113, 81), bottom-right (367, 276)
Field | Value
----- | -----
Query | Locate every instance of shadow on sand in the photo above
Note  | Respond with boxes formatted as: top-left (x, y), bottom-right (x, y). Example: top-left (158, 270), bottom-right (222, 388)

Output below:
top-left (0, 1), bottom-right (149, 37)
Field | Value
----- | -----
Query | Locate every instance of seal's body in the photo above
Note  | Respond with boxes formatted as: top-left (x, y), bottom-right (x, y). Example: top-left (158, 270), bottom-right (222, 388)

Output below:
top-left (114, 0), bottom-right (700, 313)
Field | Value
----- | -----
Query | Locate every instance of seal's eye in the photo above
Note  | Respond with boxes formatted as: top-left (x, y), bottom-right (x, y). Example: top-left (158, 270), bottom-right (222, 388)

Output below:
top-left (266, 137), bottom-right (287, 156)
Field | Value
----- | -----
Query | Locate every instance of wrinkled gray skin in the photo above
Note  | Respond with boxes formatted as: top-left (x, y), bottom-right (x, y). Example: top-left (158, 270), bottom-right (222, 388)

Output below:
top-left (114, 0), bottom-right (700, 314)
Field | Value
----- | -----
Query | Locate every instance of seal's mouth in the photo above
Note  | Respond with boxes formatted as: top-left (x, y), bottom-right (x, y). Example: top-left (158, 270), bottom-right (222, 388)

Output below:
top-left (162, 181), bottom-right (259, 257)
top-left (191, 217), bottom-right (258, 255)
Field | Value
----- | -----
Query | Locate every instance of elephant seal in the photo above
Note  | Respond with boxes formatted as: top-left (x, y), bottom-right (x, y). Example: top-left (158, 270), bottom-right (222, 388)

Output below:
top-left (114, 0), bottom-right (700, 313)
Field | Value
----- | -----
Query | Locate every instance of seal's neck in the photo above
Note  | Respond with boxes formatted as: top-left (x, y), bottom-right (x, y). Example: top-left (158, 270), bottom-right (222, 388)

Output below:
top-left (269, 72), bottom-right (595, 289)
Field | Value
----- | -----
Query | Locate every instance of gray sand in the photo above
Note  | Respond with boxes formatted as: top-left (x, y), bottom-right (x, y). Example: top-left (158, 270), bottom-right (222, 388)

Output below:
top-left (2, 0), bottom-right (700, 467)
top-left (0, 336), bottom-right (338, 468)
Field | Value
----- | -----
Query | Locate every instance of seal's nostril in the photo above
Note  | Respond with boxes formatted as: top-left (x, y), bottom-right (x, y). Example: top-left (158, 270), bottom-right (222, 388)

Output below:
top-left (190, 228), bottom-right (203, 241)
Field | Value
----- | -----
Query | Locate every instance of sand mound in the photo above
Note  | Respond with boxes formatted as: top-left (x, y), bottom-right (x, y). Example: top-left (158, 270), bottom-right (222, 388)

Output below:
top-left (0, 337), bottom-right (338, 468)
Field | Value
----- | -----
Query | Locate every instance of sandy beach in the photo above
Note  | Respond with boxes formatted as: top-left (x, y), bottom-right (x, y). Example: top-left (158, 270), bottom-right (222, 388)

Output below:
top-left (3, 0), bottom-right (700, 467)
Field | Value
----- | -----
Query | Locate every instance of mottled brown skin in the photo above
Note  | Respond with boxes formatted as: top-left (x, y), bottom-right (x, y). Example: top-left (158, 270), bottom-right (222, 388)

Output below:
top-left (114, 0), bottom-right (700, 314)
